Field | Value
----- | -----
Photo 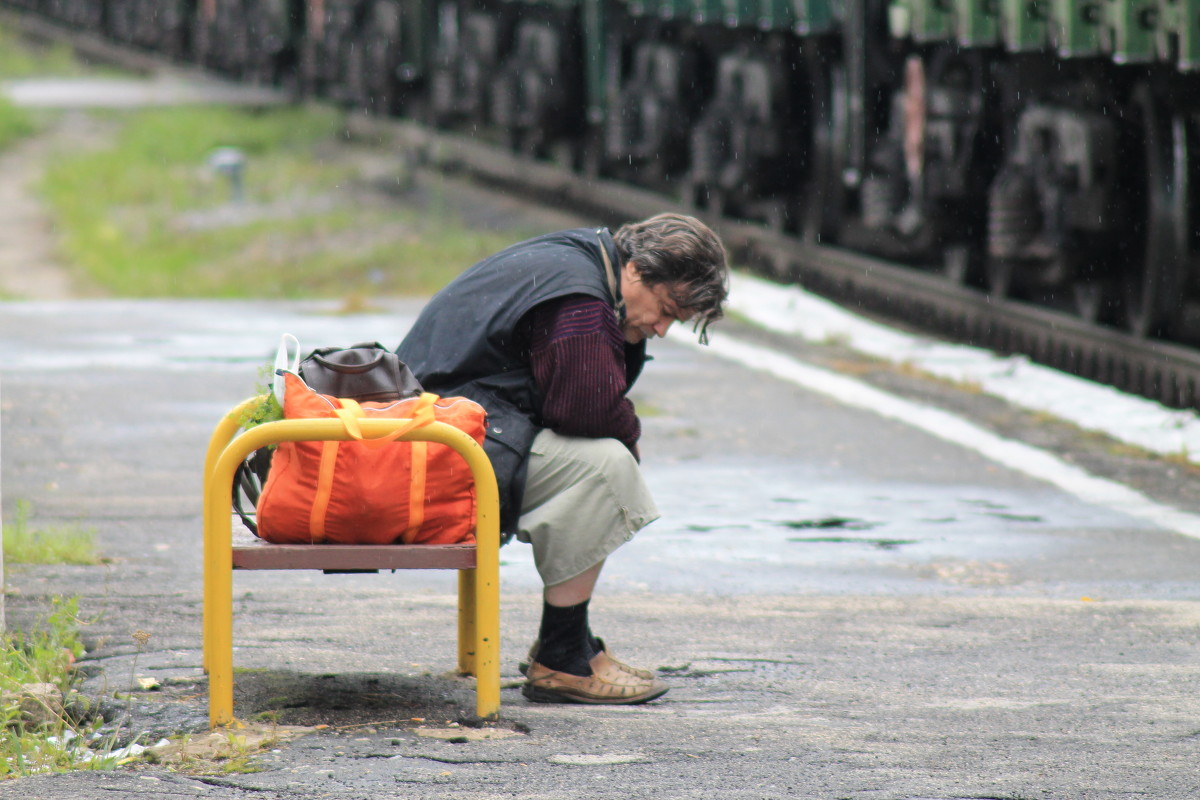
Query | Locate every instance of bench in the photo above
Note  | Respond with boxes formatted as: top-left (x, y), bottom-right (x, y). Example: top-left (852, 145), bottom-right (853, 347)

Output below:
top-left (202, 396), bottom-right (501, 728)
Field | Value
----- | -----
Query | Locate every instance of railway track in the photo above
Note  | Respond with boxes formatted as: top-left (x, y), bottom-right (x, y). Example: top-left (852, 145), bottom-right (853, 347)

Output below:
top-left (11, 9), bottom-right (1200, 414)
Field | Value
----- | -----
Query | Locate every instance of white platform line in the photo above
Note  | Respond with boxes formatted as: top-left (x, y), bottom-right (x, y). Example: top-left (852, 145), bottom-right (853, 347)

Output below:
top-left (724, 271), bottom-right (1200, 460)
top-left (674, 330), bottom-right (1200, 540)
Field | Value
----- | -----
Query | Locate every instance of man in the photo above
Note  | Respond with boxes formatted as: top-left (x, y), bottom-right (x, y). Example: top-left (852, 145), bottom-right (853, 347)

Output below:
top-left (397, 213), bottom-right (728, 704)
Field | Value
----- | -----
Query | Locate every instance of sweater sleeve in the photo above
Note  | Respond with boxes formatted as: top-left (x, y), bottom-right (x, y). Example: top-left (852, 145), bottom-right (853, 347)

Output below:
top-left (523, 294), bottom-right (641, 451)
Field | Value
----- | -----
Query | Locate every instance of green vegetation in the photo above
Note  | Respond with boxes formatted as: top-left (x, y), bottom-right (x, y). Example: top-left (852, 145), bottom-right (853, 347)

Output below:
top-left (41, 105), bottom-right (529, 297)
top-left (0, 20), bottom-right (121, 153)
top-left (1, 21), bottom-right (529, 298)
top-left (0, 597), bottom-right (117, 779)
top-left (0, 23), bottom-right (84, 78)
top-left (241, 391), bottom-right (283, 430)
top-left (3, 501), bottom-right (100, 566)
top-left (0, 96), bottom-right (35, 152)
top-left (0, 21), bottom-right (89, 151)
top-left (0, 599), bottom-right (83, 690)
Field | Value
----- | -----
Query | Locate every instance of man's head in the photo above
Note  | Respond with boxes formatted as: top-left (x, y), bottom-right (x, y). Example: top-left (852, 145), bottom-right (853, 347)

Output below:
top-left (612, 213), bottom-right (728, 344)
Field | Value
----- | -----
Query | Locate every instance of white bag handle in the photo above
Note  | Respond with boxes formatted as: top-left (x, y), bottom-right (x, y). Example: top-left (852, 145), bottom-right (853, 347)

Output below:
top-left (272, 333), bottom-right (300, 405)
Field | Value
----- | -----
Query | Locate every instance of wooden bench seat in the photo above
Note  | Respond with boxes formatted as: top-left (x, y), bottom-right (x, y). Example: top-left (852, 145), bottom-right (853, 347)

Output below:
top-left (231, 527), bottom-right (477, 571)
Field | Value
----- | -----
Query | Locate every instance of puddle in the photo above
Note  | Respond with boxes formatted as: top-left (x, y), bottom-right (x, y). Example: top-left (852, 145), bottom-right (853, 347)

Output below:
top-left (778, 517), bottom-right (880, 531)
top-left (787, 536), bottom-right (918, 550)
top-left (961, 498), bottom-right (1009, 509)
top-left (985, 512), bottom-right (1043, 523)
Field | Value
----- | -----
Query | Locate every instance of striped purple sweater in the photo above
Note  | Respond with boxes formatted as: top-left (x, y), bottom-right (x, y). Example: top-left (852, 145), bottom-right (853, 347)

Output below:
top-left (521, 294), bottom-right (640, 453)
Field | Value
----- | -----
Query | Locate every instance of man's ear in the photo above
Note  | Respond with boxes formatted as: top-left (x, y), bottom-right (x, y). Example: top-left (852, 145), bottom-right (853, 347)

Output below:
top-left (622, 260), bottom-right (641, 282)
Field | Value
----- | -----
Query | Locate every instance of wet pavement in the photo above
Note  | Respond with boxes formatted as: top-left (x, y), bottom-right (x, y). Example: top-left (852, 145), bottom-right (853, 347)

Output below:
top-left (6, 299), bottom-right (1200, 799)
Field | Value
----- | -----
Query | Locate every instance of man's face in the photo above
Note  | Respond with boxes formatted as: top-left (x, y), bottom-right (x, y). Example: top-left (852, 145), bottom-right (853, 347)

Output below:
top-left (619, 261), bottom-right (693, 344)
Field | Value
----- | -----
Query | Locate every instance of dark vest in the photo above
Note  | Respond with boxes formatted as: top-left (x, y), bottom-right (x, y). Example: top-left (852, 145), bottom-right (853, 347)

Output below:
top-left (396, 227), bottom-right (647, 534)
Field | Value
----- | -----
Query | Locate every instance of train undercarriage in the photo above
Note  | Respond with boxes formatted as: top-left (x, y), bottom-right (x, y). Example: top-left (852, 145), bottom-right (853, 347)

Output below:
top-left (420, 0), bottom-right (1200, 342)
top-left (5, 0), bottom-right (1200, 344)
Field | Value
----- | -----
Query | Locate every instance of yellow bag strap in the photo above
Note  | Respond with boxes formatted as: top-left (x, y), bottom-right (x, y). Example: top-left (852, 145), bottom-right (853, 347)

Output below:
top-left (333, 393), bottom-right (438, 446)
top-left (309, 441), bottom-right (339, 543)
top-left (405, 441), bottom-right (428, 541)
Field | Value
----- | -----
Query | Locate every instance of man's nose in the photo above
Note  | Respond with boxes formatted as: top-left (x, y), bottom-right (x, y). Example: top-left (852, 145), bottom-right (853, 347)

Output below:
top-left (653, 318), bottom-right (673, 337)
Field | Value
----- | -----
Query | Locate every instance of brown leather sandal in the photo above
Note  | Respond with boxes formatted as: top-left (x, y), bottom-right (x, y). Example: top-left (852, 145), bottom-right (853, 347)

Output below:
top-left (519, 638), bottom-right (656, 680)
top-left (522, 652), bottom-right (669, 705)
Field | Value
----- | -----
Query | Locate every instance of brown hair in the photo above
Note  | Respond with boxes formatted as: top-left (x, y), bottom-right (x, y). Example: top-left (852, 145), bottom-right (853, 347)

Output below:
top-left (613, 213), bottom-right (729, 343)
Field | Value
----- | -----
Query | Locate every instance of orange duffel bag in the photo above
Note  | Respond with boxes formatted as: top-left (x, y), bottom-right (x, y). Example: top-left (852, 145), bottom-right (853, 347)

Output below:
top-left (256, 371), bottom-right (487, 545)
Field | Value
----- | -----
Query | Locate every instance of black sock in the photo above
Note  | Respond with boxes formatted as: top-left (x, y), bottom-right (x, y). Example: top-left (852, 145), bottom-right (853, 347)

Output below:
top-left (535, 600), bottom-right (594, 677)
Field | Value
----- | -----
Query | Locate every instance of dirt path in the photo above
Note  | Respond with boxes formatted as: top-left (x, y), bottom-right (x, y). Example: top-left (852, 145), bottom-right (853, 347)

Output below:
top-left (0, 109), bottom-right (584, 303)
top-left (0, 111), bottom-right (102, 299)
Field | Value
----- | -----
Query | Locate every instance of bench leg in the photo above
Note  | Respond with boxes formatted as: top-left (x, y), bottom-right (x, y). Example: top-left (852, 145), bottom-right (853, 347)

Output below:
top-left (473, 566), bottom-right (501, 720)
top-left (457, 569), bottom-right (477, 675)
top-left (202, 398), bottom-right (260, 676)
top-left (460, 567), bottom-right (500, 719)
top-left (205, 459), bottom-right (238, 728)
top-left (207, 586), bottom-right (235, 727)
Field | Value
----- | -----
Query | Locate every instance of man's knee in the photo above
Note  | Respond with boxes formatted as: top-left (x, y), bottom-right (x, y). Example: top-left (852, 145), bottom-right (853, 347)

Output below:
top-left (523, 432), bottom-right (641, 507)
top-left (517, 431), bottom-right (660, 578)
top-left (567, 436), bottom-right (640, 480)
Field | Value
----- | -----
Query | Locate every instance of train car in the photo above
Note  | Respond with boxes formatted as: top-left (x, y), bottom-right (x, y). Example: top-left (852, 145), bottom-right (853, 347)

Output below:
top-left (190, 0), bottom-right (301, 84)
top-left (882, 0), bottom-right (1200, 342)
top-left (421, 0), bottom-right (1200, 344)
top-left (3, 0), bottom-right (1199, 344)
top-left (428, 0), bottom-right (587, 155)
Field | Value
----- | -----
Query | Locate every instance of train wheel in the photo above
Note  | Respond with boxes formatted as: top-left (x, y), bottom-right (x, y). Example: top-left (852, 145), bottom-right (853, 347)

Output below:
top-left (1124, 84), bottom-right (1189, 338)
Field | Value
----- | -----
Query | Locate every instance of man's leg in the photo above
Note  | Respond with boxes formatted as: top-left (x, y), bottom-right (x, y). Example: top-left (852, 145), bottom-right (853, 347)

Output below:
top-left (532, 561), bottom-right (605, 678)
top-left (544, 560), bottom-right (605, 607)
top-left (516, 431), bottom-right (667, 703)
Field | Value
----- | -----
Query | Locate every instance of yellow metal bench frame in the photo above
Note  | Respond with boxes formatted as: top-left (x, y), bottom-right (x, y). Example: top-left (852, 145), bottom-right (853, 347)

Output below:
top-left (202, 396), bottom-right (501, 728)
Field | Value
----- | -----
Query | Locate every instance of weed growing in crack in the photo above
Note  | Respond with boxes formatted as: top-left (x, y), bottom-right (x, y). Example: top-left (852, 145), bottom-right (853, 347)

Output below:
top-left (0, 597), bottom-right (118, 778)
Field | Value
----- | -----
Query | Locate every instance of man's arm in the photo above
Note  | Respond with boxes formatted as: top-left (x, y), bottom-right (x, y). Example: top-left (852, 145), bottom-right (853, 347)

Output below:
top-left (524, 294), bottom-right (641, 452)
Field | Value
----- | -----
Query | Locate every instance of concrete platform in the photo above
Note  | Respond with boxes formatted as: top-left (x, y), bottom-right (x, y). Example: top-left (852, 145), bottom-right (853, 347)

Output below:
top-left (5, 299), bottom-right (1200, 799)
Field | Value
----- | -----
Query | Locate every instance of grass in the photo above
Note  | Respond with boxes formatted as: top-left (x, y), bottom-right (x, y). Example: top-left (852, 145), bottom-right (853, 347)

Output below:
top-left (40, 105), bottom-right (532, 298)
top-left (0, 96), bottom-right (36, 152)
top-left (2, 20), bottom-right (533, 298)
top-left (0, 23), bottom-right (86, 78)
top-left (3, 501), bottom-right (100, 566)
top-left (0, 20), bottom-right (92, 151)
top-left (0, 597), bottom-right (119, 779)
top-left (0, 598), bottom-right (83, 690)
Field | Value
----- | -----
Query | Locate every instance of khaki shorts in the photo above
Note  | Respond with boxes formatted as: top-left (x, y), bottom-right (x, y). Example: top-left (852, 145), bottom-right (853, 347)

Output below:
top-left (516, 429), bottom-right (660, 587)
